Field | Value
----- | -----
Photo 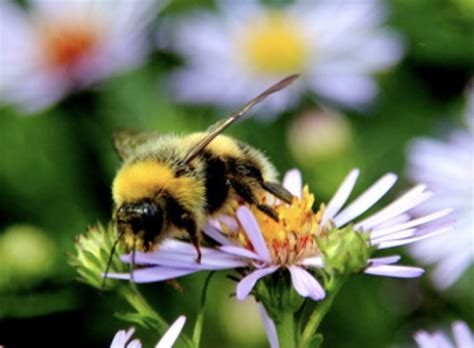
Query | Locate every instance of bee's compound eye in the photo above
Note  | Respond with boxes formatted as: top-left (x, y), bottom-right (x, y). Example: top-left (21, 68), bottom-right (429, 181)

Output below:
top-left (140, 201), bottom-right (159, 218)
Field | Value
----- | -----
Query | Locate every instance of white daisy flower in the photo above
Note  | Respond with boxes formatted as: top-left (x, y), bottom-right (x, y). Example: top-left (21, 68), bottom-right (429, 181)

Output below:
top-left (166, 0), bottom-right (403, 118)
top-left (414, 321), bottom-right (473, 348)
top-left (217, 169), bottom-right (452, 301)
top-left (111, 316), bottom-right (186, 348)
top-left (408, 90), bottom-right (474, 289)
top-left (107, 169), bottom-right (452, 304)
top-left (0, 0), bottom-right (161, 113)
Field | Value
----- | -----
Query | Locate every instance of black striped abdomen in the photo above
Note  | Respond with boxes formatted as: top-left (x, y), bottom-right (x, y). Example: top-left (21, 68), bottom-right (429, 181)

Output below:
top-left (203, 154), bottom-right (230, 214)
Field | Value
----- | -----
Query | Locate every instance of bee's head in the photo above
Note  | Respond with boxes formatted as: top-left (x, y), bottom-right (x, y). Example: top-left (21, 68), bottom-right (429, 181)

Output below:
top-left (115, 199), bottom-right (164, 251)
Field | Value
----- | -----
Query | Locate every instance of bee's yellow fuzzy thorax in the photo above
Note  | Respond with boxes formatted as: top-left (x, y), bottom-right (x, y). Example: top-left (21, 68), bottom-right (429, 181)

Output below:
top-left (112, 160), bottom-right (206, 214)
top-left (112, 160), bottom-right (174, 205)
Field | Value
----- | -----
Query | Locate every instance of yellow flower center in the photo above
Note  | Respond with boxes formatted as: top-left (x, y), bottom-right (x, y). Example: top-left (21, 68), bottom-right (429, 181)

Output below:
top-left (239, 12), bottom-right (309, 75)
top-left (234, 186), bottom-right (325, 265)
top-left (38, 18), bottom-right (101, 72)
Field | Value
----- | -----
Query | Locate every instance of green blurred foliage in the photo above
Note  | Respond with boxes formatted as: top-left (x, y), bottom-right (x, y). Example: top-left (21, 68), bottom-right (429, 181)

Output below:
top-left (0, 0), bottom-right (473, 347)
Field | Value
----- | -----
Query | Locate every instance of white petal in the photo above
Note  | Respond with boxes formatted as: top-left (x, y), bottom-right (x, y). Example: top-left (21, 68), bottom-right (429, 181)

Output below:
top-left (368, 255), bottom-right (401, 265)
top-left (111, 327), bottom-right (135, 348)
top-left (203, 223), bottom-right (233, 246)
top-left (321, 169), bottom-right (360, 226)
top-left (452, 321), bottom-right (473, 348)
top-left (364, 265), bottom-right (424, 278)
top-left (127, 339), bottom-right (142, 348)
top-left (257, 303), bottom-right (280, 348)
top-left (287, 266), bottom-right (325, 301)
top-left (237, 207), bottom-right (272, 263)
top-left (236, 266), bottom-right (279, 301)
top-left (371, 228), bottom-right (417, 244)
top-left (308, 73), bottom-right (377, 107)
top-left (431, 249), bottom-right (472, 290)
top-left (354, 184), bottom-right (430, 230)
top-left (333, 173), bottom-right (397, 227)
top-left (414, 331), bottom-right (449, 348)
top-left (301, 256), bottom-right (324, 268)
top-left (376, 221), bottom-right (453, 249)
top-left (369, 209), bottom-right (452, 239)
top-left (121, 249), bottom-right (246, 270)
top-left (282, 169), bottom-right (302, 198)
top-left (106, 267), bottom-right (199, 283)
top-left (219, 245), bottom-right (260, 260)
top-left (155, 316), bottom-right (186, 348)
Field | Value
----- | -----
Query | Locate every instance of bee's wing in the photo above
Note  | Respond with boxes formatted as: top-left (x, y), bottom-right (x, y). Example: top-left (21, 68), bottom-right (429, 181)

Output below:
top-left (183, 74), bottom-right (299, 164)
top-left (113, 129), bottom-right (160, 161)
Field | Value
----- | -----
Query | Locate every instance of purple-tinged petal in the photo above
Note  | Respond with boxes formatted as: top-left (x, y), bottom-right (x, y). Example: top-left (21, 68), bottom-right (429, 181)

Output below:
top-left (371, 228), bottom-right (417, 244)
top-left (364, 265), bottom-right (424, 278)
top-left (414, 331), bottom-right (439, 348)
top-left (121, 250), bottom-right (246, 270)
top-left (236, 266), bottom-right (279, 301)
top-left (373, 213), bottom-right (411, 230)
top-left (287, 265), bottom-right (325, 301)
top-left (368, 255), bottom-right (401, 266)
top-left (106, 267), bottom-right (199, 283)
top-left (354, 184), bottom-right (430, 230)
top-left (414, 331), bottom-right (434, 348)
top-left (414, 331), bottom-right (453, 348)
top-left (333, 173), bottom-right (397, 227)
top-left (376, 221), bottom-right (454, 249)
top-left (203, 223), bottom-right (233, 246)
top-left (321, 169), bottom-right (360, 226)
top-left (127, 339), bottom-right (142, 348)
top-left (301, 256), bottom-right (324, 268)
top-left (257, 303), bottom-right (280, 348)
top-left (220, 245), bottom-right (260, 260)
top-left (282, 169), bottom-right (302, 198)
top-left (111, 327), bottom-right (136, 348)
top-left (370, 209), bottom-right (452, 239)
top-left (430, 332), bottom-right (454, 348)
top-left (453, 321), bottom-right (473, 348)
top-left (159, 239), bottom-right (205, 253)
top-left (155, 316), bottom-right (186, 348)
top-left (237, 206), bottom-right (272, 263)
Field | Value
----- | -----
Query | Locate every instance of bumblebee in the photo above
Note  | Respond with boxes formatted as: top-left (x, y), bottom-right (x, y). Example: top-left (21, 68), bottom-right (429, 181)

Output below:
top-left (111, 75), bottom-right (298, 264)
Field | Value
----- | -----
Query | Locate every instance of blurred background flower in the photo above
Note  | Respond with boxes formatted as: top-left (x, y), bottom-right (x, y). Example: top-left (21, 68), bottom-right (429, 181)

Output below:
top-left (414, 320), bottom-right (473, 348)
top-left (0, 0), bottom-right (161, 114)
top-left (164, 0), bottom-right (403, 119)
top-left (407, 89), bottom-right (474, 290)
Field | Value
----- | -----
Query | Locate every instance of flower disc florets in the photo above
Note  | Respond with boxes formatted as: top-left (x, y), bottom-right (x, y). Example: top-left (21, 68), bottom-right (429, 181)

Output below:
top-left (232, 186), bottom-right (324, 266)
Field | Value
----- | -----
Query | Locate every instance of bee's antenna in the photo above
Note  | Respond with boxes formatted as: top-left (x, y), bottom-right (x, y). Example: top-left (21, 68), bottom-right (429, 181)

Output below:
top-left (101, 231), bottom-right (123, 290)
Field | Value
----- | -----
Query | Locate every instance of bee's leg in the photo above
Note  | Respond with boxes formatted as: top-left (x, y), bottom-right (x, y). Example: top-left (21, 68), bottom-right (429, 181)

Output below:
top-left (230, 179), bottom-right (279, 221)
top-left (190, 230), bottom-right (202, 264)
top-left (165, 194), bottom-right (202, 263)
top-left (179, 218), bottom-right (202, 264)
top-left (231, 162), bottom-right (293, 204)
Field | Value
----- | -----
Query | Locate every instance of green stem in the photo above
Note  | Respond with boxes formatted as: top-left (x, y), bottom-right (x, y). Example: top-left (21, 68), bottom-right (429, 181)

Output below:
top-left (298, 278), bottom-right (344, 348)
top-left (276, 311), bottom-right (296, 348)
top-left (192, 272), bottom-right (215, 347)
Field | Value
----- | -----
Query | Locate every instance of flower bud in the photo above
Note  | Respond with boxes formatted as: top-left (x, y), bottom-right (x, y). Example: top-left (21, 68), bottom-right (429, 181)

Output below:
top-left (317, 226), bottom-right (371, 276)
top-left (70, 223), bottom-right (127, 290)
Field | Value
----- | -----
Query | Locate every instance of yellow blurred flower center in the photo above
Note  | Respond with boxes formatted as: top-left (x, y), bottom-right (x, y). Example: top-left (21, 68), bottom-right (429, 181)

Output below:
top-left (239, 12), bottom-right (309, 75)
top-left (39, 19), bottom-right (100, 72)
top-left (236, 186), bottom-right (324, 265)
